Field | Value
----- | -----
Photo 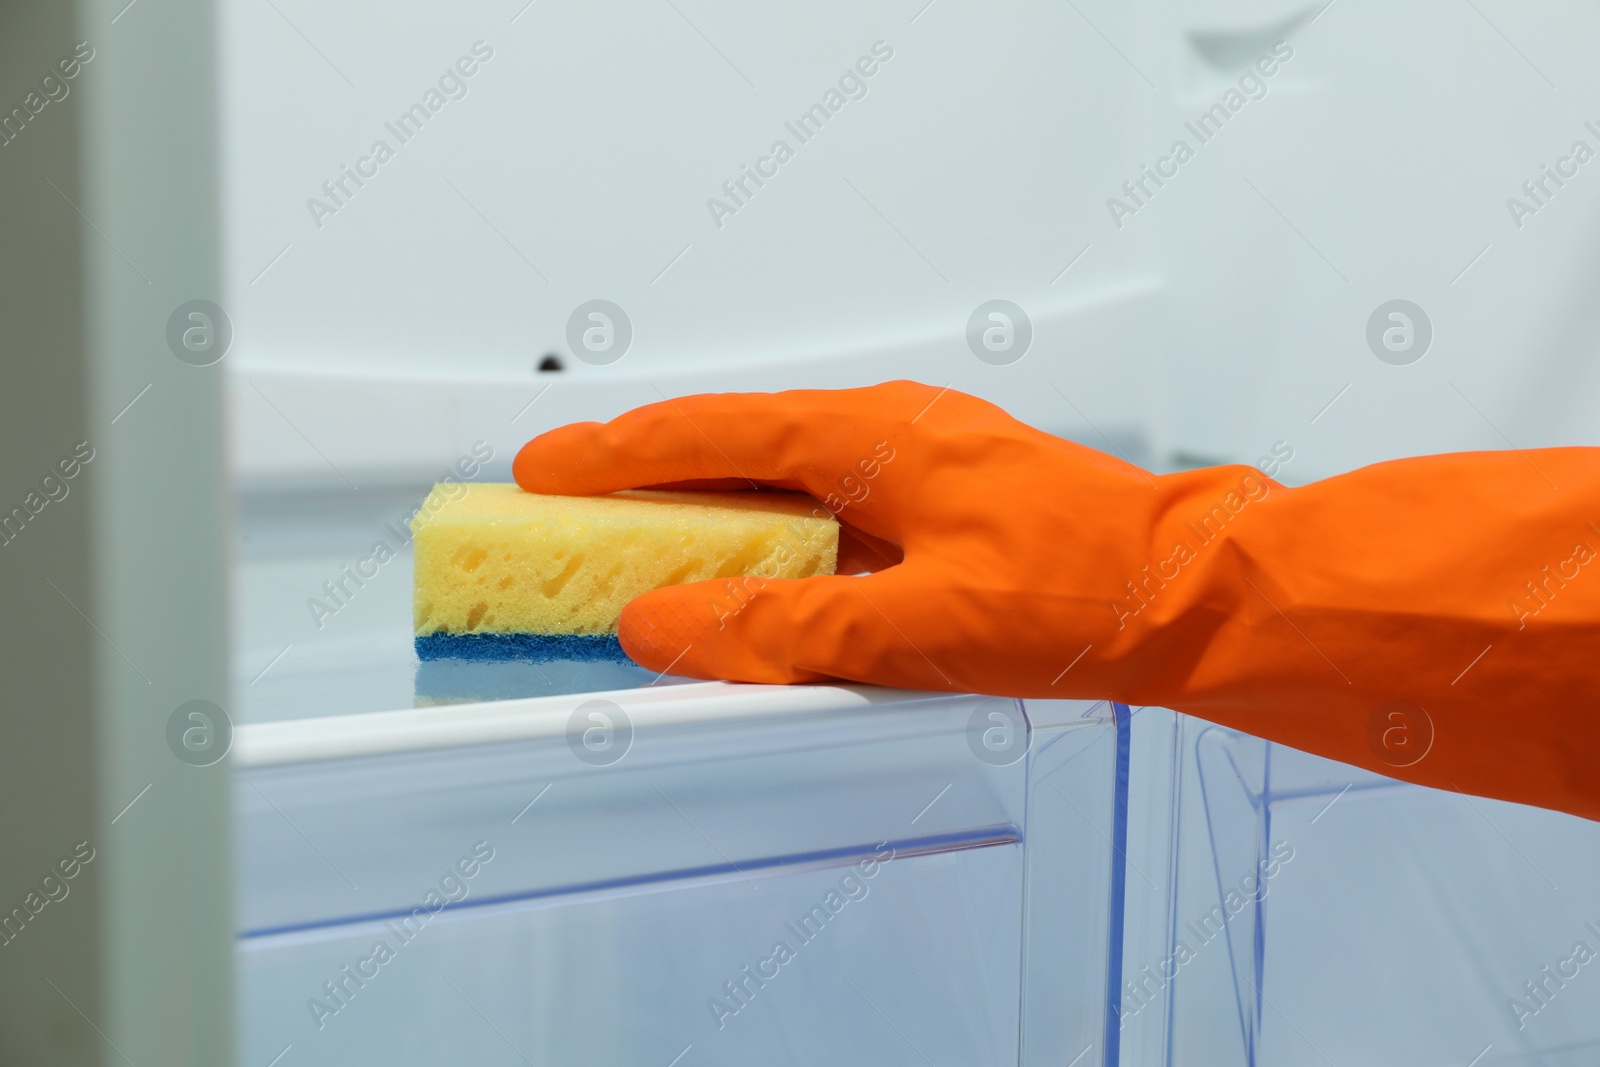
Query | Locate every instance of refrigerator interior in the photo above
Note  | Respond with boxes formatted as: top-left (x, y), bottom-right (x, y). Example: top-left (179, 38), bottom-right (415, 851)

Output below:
top-left (215, 1), bottom-right (1600, 1064)
top-left (221, 4), bottom-right (1155, 1054)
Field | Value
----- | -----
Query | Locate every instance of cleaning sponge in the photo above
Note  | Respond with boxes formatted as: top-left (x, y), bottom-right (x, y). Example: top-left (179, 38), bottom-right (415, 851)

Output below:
top-left (411, 483), bottom-right (838, 662)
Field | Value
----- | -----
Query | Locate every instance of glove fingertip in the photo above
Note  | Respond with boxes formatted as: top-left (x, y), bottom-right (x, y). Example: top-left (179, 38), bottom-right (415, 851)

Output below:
top-left (617, 587), bottom-right (718, 677)
top-left (512, 426), bottom-right (591, 493)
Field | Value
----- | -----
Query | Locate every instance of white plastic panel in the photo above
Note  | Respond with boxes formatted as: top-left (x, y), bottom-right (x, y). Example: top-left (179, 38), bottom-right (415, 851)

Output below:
top-left (218, 0), bottom-right (1170, 489)
top-left (220, 0), bottom-right (1157, 379)
top-left (1151, 0), bottom-right (1600, 478)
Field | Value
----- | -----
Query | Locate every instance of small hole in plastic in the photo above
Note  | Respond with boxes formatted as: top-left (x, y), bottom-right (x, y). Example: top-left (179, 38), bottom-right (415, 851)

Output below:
top-left (537, 353), bottom-right (564, 372)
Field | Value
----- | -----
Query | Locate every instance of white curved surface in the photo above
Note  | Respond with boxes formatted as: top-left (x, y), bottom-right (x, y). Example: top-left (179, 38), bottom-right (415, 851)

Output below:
top-left (232, 680), bottom-right (950, 766)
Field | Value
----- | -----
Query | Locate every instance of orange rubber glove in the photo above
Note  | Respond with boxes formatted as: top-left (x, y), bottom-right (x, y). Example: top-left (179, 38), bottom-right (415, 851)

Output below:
top-left (514, 381), bottom-right (1600, 821)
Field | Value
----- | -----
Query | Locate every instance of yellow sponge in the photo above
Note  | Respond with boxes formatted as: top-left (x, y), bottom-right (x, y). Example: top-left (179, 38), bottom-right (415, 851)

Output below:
top-left (411, 483), bottom-right (837, 659)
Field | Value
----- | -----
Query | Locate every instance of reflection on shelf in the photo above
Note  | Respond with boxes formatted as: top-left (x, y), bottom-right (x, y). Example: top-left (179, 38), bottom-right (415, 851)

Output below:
top-left (413, 655), bottom-right (696, 706)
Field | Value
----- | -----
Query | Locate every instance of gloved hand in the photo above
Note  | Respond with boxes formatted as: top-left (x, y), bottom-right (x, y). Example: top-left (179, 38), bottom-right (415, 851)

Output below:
top-left (514, 381), bottom-right (1600, 821)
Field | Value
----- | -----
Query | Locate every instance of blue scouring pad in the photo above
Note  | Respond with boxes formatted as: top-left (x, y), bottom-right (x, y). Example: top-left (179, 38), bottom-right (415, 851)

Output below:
top-left (414, 632), bottom-right (633, 664)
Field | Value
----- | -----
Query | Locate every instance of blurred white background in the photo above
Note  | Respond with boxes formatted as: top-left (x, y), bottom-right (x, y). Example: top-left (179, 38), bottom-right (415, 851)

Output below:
top-left (221, 0), bottom-right (1600, 489)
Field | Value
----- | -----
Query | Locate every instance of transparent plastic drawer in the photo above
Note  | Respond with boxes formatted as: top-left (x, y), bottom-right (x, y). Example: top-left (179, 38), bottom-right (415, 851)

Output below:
top-left (1121, 708), bottom-right (1600, 1067)
top-left (234, 687), bottom-right (1128, 1066)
